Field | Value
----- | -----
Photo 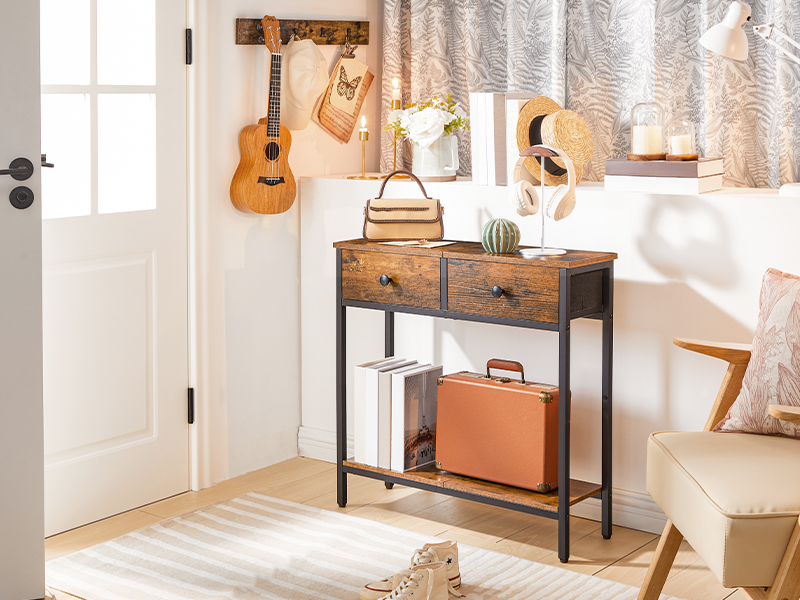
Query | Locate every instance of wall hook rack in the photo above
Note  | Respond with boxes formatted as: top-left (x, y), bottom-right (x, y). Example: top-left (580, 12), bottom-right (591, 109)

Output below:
top-left (236, 18), bottom-right (369, 46)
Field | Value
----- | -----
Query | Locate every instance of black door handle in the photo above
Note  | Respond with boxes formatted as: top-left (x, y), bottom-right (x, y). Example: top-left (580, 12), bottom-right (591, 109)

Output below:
top-left (0, 158), bottom-right (33, 181)
top-left (41, 154), bottom-right (54, 168)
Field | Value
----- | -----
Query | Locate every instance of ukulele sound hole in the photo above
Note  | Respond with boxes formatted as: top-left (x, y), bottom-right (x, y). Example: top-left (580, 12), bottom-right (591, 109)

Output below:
top-left (264, 141), bottom-right (280, 161)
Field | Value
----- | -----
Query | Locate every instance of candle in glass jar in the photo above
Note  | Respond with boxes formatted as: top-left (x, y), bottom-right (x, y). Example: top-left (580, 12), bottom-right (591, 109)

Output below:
top-left (669, 134), bottom-right (692, 155)
top-left (632, 125), bottom-right (663, 155)
top-left (392, 77), bottom-right (401, 101)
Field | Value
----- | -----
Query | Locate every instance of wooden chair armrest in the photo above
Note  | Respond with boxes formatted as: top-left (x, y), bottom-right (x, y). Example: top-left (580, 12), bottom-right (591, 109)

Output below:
top-left (674, 338), bottom-right (751, 364)
top-left (674, 338), bottom-right (752, 431)
top-left (769, 404), bottom-right (800, 425)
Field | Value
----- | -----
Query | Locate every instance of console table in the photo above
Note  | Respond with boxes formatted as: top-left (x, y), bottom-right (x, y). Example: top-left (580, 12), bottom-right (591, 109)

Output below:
top-left (334, 238), bottom-right (616, 563)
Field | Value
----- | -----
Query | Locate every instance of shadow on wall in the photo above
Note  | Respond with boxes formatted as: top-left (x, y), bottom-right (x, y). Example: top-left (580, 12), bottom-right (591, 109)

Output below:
top-left (425, 278), bottom-right (754, 492)
top-left (637, 195), bottom-right (738, 289)
top-left (225, 218), bottom-right (300, 474)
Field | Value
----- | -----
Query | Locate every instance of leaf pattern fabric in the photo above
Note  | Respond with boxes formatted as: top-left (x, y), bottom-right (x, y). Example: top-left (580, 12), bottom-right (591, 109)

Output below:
top-left (382, 0), bottom-right (800, 187)
top-left (715, 268), bottom-right (800, 439)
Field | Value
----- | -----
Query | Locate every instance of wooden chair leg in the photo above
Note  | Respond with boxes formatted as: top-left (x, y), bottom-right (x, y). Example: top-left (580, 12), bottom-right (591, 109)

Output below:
top-left (767, 517), bottom-right (800, 600)
top-left (637, 520), bottom-right (683, 600)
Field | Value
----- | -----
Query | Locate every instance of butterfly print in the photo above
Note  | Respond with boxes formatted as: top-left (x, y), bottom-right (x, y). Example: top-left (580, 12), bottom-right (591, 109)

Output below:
top-left (336, 64), bottom-right (362, 102)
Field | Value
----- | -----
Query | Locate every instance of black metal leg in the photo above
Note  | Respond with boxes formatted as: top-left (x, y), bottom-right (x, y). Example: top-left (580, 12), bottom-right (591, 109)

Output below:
top-left (558, 268), bottom-right (572, 563)
top-left (385, 482), bottom-right (394, 489)
top-left (336, 249), bottom-right (348, 508)
top-left (601, 263), bottom-right (614, 539)
top-left (385, 311), bottom-right (394, 357)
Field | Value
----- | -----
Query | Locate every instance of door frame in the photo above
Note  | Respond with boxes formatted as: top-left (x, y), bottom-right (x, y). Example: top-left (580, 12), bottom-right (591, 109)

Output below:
top-left (0, 2), bottom-right (44, 598)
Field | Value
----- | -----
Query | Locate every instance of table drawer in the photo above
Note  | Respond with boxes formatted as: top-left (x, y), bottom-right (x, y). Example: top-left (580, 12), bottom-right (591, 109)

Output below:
top-left (341, 249), bottom-right (440, 309)
top-left (447, 259), bottom-right (559, 323)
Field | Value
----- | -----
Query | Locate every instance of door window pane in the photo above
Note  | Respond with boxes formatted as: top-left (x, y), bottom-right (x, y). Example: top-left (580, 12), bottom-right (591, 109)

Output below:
top-left (41, 95), bottom-right (91, 220)
top-left (40, 0), bottom-right (90, 85)
top-left (98, 94), bottom-right (156, 214)
top-left (97, 0), bottom-right (155, 85)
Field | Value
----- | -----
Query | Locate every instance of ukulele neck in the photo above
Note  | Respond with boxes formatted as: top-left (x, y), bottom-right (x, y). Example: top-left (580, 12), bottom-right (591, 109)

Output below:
top-left (267, 52), bottom-right (282, 138)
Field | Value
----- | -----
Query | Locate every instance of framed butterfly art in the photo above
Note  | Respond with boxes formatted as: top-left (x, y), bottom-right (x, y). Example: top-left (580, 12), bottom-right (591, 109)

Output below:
top-left (313, 49), bottom-right (373, 144)
top-left (329, 58), bottom-right (368, 113)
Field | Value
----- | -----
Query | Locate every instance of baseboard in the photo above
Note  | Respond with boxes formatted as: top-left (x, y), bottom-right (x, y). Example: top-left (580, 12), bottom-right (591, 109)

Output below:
top-left (569, 487), bottom-right (667, 535)
top-left (297, 426), bottom-right (352, 463)
top-left (297, 425), bottom-right (667, 534)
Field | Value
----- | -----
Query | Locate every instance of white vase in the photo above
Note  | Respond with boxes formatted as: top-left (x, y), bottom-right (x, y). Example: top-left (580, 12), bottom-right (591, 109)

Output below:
top-left (411, 134), bottom-right (459, 182)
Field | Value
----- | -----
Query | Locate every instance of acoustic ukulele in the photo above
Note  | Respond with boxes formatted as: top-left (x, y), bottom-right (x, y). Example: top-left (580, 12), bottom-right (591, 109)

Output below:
top-left (230, 15), bottom-right (296, 214)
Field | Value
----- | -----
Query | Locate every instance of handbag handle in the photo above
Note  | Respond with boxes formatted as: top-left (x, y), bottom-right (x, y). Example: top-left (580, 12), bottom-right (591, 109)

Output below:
top-left (376, 170), bottom-right (431, 199)
top-left (486, 358), bottom-right (525, 383)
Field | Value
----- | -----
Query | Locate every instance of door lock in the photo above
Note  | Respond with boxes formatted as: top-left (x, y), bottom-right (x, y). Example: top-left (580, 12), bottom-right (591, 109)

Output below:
top-left (9, 186), bottom-right (34, 209)
top-left (0, 157), bottom-right (34, 181)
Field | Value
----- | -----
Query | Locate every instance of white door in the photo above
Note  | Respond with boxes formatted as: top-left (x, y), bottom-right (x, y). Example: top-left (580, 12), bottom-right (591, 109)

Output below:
top-left (0, 2), bottom-right (45, 599)
top-left (40, 0), bottom-right (189, 535)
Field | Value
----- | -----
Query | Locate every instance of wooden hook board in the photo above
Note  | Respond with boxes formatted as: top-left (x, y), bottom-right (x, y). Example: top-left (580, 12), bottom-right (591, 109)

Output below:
top-left (235, 19), bottom-right (369, 46)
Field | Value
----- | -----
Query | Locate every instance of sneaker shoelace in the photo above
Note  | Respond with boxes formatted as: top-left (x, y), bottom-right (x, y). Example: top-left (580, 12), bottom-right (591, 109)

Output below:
top-left (409, 549), bottom-right (463, 597)
top-left (383, 569), bottom-right (433, 600)
top-left (409, 549), bottom-right (437, 568)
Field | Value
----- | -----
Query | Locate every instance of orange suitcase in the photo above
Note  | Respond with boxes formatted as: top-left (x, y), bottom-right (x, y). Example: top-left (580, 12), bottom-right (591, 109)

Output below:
top-left (435, 359), bottom-right (559, 492)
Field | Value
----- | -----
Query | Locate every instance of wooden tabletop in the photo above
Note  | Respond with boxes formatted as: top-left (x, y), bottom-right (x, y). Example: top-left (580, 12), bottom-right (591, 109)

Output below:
top-left (333, 239), bottom-right (617, 269)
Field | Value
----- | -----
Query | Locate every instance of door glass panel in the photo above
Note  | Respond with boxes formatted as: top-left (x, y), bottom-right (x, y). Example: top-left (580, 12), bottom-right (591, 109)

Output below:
top-left (97, 0), bottom-right (156, 85)
top-left (98, 94), bottom-right (156, 214)
top-left (40, 0), bottom-right (90, 85)
top-left (41, 94), bottom-right (91, 220)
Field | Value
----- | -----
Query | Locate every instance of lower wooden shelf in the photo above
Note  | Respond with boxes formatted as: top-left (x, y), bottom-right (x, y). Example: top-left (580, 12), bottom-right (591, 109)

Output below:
top-left (343, 460), bottom-right (600, 513)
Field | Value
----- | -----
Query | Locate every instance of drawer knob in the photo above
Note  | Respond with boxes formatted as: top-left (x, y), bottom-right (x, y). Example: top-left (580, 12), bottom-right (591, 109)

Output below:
top-left (379, 274), bottom-right (392, 286)
top-left (491, 285), bottom-right (504, 298)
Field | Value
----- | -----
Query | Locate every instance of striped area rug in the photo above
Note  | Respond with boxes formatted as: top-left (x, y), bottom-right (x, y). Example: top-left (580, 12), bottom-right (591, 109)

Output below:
top-left (46, 492), bottom-right (678, 600)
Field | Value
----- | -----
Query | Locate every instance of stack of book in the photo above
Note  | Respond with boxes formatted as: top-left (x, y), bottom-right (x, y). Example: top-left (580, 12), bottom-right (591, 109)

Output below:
top-left (354, 357), bottom-right (443, 473)
top-left (604, 157), bottom-right (724, 194)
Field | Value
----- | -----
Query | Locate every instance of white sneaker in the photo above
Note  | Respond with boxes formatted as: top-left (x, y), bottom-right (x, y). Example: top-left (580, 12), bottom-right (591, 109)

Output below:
top-left (378, 562), bottom-right (448, 600)
top-left (360, 540), bottom-right (461, 600)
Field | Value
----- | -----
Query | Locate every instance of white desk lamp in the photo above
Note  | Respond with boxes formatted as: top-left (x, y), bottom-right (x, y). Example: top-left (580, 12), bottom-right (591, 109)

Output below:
top-left (700, 1), bottom-right (800, 66)
top-left (700, 1), bottom-right (800, 197)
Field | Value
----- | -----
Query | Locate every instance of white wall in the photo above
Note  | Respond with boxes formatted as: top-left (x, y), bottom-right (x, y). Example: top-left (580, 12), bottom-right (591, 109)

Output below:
top-left (191, 0), bottom-right (382, 487)
top-left (299, 179), bottom-right (800, 533)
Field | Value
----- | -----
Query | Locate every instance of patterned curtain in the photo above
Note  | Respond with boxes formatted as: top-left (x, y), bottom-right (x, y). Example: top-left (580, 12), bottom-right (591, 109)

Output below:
top-left (382, 0), bottom-right (800, 187)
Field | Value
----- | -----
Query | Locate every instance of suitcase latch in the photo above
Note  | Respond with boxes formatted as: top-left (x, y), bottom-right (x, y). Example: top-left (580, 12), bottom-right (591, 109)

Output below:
top-left (437, 376), bottom-right (445, 386)
top-left (496, 377), bottom-right (511, 383)
top-left (539, 391), bottom-right (554, 404)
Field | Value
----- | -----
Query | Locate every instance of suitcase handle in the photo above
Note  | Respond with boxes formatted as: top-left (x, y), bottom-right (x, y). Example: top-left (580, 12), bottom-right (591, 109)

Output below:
top-left (486, 359), bottom-right (525, 383)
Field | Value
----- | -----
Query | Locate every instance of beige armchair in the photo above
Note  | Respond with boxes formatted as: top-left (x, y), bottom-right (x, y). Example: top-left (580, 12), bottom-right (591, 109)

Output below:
top-left (638, 338), bottom-right (800, 600)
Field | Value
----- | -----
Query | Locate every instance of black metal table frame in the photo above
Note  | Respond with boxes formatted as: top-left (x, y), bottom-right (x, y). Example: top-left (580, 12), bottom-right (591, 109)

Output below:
top-left (335, 249), bottom-right (614, 563)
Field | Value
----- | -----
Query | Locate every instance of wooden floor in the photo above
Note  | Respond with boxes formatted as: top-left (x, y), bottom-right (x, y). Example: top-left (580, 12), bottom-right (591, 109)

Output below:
top-left (46, 457), bottom-right (746, 600)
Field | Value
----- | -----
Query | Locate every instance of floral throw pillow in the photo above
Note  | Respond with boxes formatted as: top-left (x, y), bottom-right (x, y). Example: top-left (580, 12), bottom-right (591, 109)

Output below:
top-left (715, 268), bottom-right (800, 439)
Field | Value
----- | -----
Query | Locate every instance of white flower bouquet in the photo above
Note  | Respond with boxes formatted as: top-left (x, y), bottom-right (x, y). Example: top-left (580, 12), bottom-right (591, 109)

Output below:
top-left (385, 94), bottom-right (469, 149)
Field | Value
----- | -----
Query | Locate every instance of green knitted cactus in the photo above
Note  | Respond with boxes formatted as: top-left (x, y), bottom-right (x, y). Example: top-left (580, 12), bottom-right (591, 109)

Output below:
top-left (481, 218), bottom-right (521, 254)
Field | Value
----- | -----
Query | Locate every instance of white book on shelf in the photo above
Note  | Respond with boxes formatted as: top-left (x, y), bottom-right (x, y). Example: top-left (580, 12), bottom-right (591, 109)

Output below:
top-left (485, 94), bottom-right (497, 186)
top-left (354, 356), bottom-right (403, 465)
top-left (364, 358), bottom-right (413, 467)
top-left (505, 96), bottom-right (535, 186)
top-left (604, 173), bottom-right (723, 194)
top-left (377, 361), bottom-right (420, 469)
top-left (469, 93), bottom-right (486, 185)
top-left (390, 364), bottom-right (443, 473)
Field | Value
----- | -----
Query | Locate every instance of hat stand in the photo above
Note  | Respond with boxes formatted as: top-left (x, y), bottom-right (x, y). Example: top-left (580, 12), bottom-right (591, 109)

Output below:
top-left (519, 151), bottom-right (567, 258)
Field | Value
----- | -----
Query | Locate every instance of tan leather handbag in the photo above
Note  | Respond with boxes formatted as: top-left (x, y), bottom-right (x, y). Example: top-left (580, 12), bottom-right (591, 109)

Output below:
top-left (363, 171), bottom-right (444, 242)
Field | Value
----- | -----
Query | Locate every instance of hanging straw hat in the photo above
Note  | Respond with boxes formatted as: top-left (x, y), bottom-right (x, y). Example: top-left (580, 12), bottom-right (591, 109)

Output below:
top-left (515, 96), bottom-right (594, 185)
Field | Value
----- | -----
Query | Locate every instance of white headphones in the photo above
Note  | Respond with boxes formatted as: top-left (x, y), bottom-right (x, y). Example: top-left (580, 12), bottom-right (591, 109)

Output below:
top-left (510, 145), bottom-right (576, 221)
